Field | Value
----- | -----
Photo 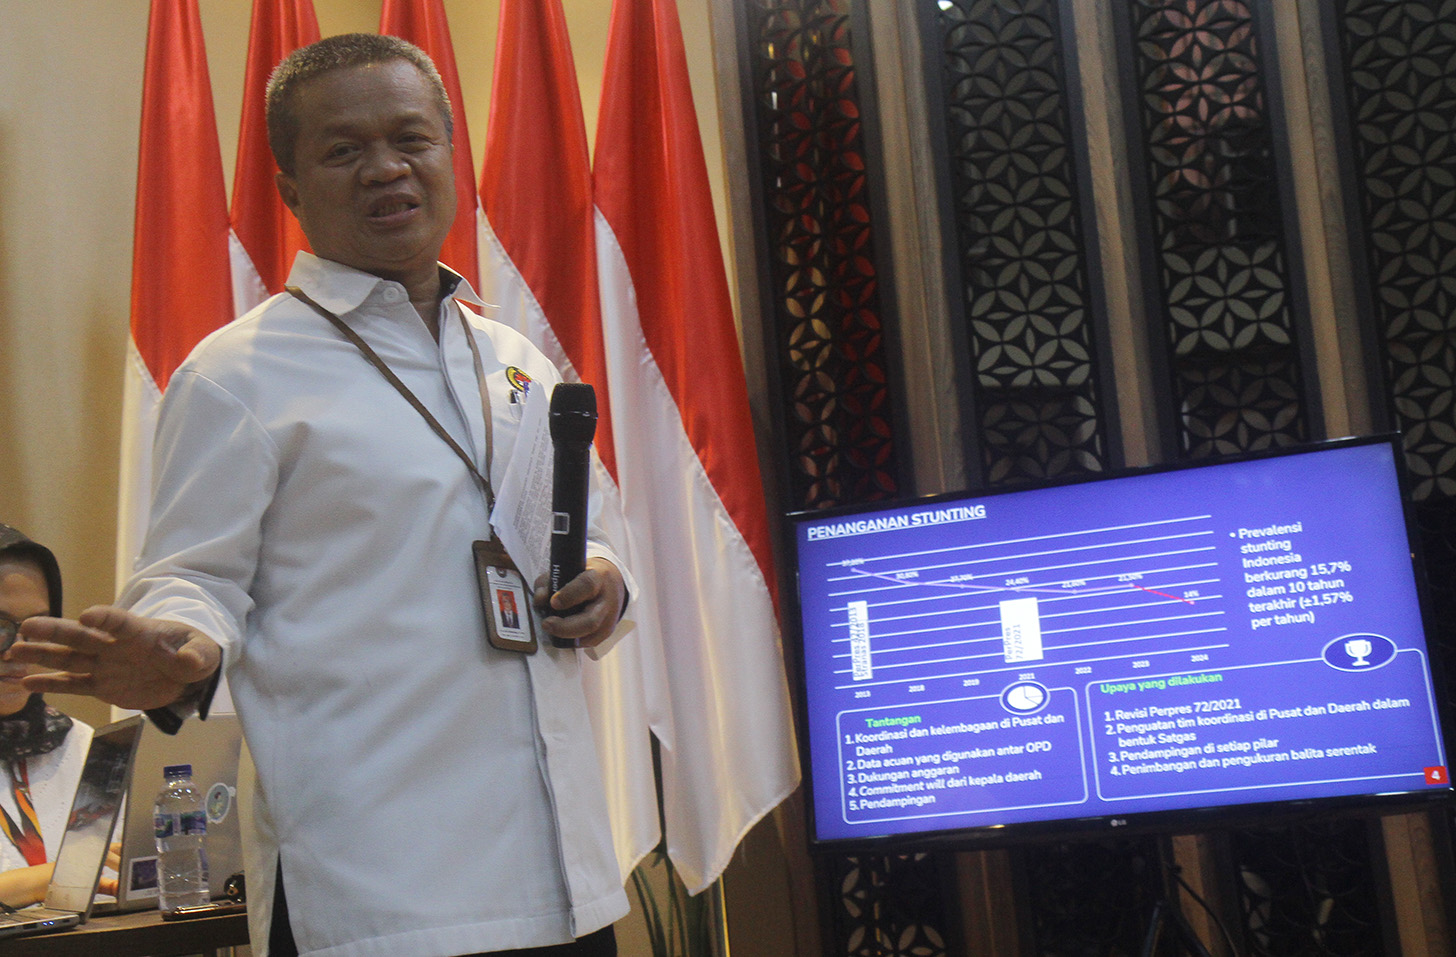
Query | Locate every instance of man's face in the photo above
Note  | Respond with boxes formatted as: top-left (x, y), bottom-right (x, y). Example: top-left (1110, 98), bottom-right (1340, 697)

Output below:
top-left (0, 559), bottom-right (48, 717)
top-left (276, 60), bottom-right (456, 289)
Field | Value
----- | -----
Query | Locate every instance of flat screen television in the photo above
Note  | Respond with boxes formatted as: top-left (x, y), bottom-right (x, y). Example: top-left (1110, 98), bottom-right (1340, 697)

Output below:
top-left (787, 435), bottom-right (1454, 848)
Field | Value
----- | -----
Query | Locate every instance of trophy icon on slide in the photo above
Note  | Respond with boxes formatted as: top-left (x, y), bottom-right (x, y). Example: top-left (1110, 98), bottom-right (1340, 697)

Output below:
top-left (1345, 637), bottom-right (1373, 667)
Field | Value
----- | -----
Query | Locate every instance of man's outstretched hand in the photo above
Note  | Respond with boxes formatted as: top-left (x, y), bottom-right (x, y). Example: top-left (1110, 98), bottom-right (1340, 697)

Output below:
top-left (7, 606), bottom-right (221, 712)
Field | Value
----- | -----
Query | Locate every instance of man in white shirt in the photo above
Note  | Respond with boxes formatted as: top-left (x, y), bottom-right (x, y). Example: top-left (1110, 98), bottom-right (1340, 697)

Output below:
top-left (7, 34), bottom-right (630, 957)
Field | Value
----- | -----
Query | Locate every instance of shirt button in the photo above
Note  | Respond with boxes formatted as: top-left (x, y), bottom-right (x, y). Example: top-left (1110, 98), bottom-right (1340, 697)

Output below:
top-left (382, 286), bottom-right (405, 303)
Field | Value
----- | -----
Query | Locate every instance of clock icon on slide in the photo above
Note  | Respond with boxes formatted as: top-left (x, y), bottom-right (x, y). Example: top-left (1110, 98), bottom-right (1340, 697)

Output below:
top-left (1001, 681), bottom-right (1049, 715)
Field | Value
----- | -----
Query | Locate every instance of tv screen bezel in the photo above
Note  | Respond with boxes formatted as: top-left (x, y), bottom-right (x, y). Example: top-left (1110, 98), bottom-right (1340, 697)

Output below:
top-left (784, 434), bottom-right (1456, 853)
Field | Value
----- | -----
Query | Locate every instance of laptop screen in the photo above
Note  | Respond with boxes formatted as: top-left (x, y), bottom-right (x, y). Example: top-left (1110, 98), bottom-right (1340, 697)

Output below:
top-left (112, 713), bottom-right (244, 909)
top-left (43, 716), bottom-right (143, 914)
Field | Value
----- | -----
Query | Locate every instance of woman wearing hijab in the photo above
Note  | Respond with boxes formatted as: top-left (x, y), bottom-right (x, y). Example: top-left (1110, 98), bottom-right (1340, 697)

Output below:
top-left (0, 525), bottom-right (93, 908)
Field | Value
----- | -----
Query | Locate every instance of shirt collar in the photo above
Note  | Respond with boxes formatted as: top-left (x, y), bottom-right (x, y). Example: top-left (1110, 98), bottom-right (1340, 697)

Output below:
top-left (286, 253), bottom-right (486, 317)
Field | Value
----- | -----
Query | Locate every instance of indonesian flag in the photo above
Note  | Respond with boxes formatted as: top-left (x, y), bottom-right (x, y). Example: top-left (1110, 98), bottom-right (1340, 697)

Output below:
top-left (119, 0), bottom-right (235, 591)
top-left (479, 0), bottom-right (666, 880)
top-left (594, 0), bottom-right (801, 893)
top-left (230, 0), bottom-right (319, 312)
top-left (379, 0), bottom-right (479, 284)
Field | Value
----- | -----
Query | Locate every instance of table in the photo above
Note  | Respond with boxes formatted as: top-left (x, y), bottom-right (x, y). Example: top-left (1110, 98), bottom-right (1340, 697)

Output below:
top-left (2, 907), bottom-right (249, 957)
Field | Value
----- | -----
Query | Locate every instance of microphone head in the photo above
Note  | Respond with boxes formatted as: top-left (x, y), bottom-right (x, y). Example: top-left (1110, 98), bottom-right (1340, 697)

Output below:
top-left (549, 382), bottom-right (597, 445)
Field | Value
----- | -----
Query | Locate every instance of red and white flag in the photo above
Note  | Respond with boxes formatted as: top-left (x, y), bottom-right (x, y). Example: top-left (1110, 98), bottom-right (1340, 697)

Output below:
top-left (594, 0), bottom-right (801, 893)
top-left (479, 0), bottom-right (666, 880)
top-left (230, 0), bottom-right (319, 312)
top-left (379, 0), bottom-right (479, 284)
top-left (119, 0), bottom-right (235, 590)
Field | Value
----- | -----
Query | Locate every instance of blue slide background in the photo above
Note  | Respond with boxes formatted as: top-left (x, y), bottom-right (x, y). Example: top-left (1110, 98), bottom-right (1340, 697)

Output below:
top-left (794, 440), bottom-right (1449, 842)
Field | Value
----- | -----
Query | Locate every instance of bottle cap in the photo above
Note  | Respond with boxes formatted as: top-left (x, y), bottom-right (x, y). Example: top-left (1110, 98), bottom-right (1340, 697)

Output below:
top-left (163, 764), bottom-right (193, 779)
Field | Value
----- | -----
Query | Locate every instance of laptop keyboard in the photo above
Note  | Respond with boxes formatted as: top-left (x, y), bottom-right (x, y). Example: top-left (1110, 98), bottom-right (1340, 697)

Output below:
top-left (0, 906), bottom-right (75, 925)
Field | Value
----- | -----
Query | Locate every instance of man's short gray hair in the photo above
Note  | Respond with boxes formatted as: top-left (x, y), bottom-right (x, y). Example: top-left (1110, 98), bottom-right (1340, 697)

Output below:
top-left (266, 33), bottom-right (454, 177)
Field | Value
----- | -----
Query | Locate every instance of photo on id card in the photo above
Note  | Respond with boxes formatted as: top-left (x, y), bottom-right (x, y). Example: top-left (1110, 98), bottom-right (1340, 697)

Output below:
top-left (473, 538), bottom-right (537, 653)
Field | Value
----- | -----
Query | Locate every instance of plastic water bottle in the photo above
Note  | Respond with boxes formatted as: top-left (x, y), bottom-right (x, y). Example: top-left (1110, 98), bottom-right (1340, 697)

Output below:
top-left (154, 764), bottom-right (210, 912)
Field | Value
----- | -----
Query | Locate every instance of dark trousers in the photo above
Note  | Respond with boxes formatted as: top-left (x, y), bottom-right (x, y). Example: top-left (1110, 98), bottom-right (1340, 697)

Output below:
top-left (472, 926), bottom-right (617, 956)
top-left (269, 863), bottom-right (617, 957)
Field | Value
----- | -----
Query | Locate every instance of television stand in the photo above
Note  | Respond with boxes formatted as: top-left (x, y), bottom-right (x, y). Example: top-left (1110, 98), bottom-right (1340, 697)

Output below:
top-left (1140, 896), bottom-right (1214, 957)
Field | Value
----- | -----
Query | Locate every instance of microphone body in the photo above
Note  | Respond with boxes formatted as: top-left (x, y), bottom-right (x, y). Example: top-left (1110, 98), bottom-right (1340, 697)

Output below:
top-left (548, 382), bottom-right (597, 646)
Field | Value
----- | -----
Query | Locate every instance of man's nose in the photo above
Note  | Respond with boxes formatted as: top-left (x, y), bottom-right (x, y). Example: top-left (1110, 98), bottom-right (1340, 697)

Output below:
top-left (360, 144), bottom-right (410, 183)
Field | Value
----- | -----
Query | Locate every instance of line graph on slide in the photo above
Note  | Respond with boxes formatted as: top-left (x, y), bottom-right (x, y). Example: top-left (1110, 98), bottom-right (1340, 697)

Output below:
top-left (822, 515), bottom-right (1230, 690)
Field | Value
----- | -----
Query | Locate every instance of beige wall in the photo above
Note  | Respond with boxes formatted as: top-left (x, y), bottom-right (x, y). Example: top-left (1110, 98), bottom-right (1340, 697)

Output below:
top-left (0, 0), bottom-right (736, 733)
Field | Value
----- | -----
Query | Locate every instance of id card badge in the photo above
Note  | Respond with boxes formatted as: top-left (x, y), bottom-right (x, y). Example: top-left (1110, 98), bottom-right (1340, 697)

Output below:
top-left (473, 538), bottom-right (538, 653)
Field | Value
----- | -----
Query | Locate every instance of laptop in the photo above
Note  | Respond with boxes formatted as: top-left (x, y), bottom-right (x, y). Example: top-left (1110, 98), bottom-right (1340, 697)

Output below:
top-left (105, 713), bottom-right (245, 912)
top-left (0, 715), bottom-right (144, 939)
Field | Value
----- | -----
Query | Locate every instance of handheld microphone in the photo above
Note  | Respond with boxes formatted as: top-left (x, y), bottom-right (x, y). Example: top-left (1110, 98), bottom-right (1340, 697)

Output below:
top-left (548, 382), bottom-right (597, 647)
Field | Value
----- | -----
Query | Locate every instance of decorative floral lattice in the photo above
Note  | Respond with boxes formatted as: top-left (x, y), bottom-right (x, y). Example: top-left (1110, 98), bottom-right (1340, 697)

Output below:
top-left (938, 0), bottom-right (1116, 484)
top-left (1333, 2), bottom-right (1456, 916)
top-left (1335, 0), bottom-right (1456, 502)
top-left (1126, 0), bottom-right (1311, 456)
top-left (1231, 819), bottom-right (1385, 957)
top-left (750, 0), bottom-right (902, 511)
top-left (747, 3), bottom-right (940, 953)
top-left (834, 855), bottom-right (954, 957)
top-left (1020, 839), bottom-right (1166, 955)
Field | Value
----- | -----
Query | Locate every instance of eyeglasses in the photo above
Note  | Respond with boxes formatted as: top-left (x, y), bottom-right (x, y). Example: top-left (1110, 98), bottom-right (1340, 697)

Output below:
top-left (0, 616), bottom-right (24, 655)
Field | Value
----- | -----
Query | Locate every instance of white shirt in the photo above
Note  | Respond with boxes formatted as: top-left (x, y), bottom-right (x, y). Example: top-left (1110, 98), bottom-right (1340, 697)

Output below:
top-left (0, 718), bottom-right (92, 873)
top-left (121, 254), bottom-right (629, 957)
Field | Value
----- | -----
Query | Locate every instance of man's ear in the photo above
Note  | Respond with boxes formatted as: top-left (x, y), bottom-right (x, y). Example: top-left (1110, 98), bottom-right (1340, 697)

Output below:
top-left (276, 171), bottom-right (300, 213)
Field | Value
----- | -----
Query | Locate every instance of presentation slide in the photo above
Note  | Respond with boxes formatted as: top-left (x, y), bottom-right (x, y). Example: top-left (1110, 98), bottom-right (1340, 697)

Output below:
top-left (793, 440), bottom-right (1450, 843)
